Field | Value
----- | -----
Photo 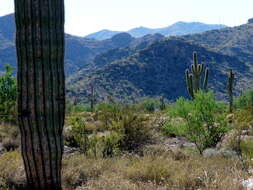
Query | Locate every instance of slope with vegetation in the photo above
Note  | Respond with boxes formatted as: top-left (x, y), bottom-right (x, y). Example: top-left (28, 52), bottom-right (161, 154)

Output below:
top-left (67, 38), bottom-right (252, 103)
top-left (1, 73), bottom-right (253, 189)
top-left (67, 19), bottom-right (253, 103)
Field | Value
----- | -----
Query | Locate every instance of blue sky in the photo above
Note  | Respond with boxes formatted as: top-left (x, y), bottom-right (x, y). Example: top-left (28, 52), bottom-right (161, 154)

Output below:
top-left (1, 0), bottom-right (253, 36)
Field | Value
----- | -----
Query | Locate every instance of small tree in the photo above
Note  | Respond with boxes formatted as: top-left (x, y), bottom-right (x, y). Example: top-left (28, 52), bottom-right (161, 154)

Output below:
top-left (168, 91), bottom-right (229, 154)
top-left (0, 65), bottom-right (17, 123)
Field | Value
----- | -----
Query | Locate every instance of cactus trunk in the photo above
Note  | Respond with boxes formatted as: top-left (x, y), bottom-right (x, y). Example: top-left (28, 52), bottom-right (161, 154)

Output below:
top-left (185, 52), bottom-right (209, 99)
top-left (227, 69), bottom-right (235, 113)
top-left (14, 0), bottom-right (65, 189)
top-left (90, 84), bottom-right (95, 112)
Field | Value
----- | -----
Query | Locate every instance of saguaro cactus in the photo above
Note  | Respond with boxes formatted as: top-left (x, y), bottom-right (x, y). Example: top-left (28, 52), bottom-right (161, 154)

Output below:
top-left (185, 52), bottom-right (209, 99)
top-left (89, 84), bottom-right (96, 112)
top-left (227, 69), bottom-right (235, 113)
top-left (14, 0), bottom-right (65, 189)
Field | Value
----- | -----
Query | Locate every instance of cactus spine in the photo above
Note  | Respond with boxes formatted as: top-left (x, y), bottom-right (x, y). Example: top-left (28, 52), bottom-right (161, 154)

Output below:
top-left (14, 0), bottom-right (65, 189)
top-left (185, 52), bottom-right (209, 99)
top-left (227, 69), bottom-right (235, 113)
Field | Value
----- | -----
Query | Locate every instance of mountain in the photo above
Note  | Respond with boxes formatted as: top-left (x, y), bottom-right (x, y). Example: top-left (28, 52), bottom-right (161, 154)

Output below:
top-left (0, 14), bottom-right (163, 76)
top-left (179, 22), bottom-right (253, 62)
top-left (67, 22), bottom-right (253, 103)
top-left (85, 22), bottom-right (226, 40)
top-left (85, 29), bottom-right (121, 41)
top-left (2, 13), bottom-right (253, 103)
top-left (158, 22), bottom-right (225, 36)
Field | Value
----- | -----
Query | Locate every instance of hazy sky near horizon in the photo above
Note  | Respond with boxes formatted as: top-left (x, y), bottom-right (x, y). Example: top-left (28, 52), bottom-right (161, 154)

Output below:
top-left (1, 0), bottom-right (253, 36)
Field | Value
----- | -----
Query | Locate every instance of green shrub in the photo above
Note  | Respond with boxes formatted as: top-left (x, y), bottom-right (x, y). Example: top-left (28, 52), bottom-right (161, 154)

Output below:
top-left (0, 65), bottom-right (17, 124)
top-left (109, 109), bottom-right (151, 151)
top-left (140, 98), bottom-right (159, 112)
top-left (67, 115), bottom-right (89, 154)
top-left (235, 89), bottom-right (253, 109)
top-left (164, 91), bottom-right (229, 154)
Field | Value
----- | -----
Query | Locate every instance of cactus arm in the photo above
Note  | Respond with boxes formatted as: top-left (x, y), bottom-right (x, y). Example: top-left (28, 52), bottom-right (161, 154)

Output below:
top-left (203, 68), bottom-right (209, 90)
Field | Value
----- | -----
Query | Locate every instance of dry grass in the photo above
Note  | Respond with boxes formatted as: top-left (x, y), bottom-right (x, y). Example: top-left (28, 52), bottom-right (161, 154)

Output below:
top-left (0, 151), bottom-right (26, 189)
top-left (0, 149), bottom-right (248, 190)
top-left (62, 150), bottom-right (247, 190)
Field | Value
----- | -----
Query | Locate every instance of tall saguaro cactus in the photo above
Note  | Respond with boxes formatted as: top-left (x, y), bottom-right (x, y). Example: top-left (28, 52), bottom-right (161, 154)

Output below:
top-left (185, 52), bottom-right (209, 99)
top-left (227, 69), bottom-right (235, 113)
top-left (14, 0), bottom-right (65, 189)
top-left (90, 84), bottom-right (96, 112)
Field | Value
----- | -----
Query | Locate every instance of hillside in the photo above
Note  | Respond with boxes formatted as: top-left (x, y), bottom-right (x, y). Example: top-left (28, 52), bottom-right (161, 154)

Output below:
top-left (180, 21), bottom-right (253, 62)
top-left (85, 22), bottom-right (226, 40)
top-left (66, 38), bottom-right (252, 103)
top-left (66, 19), bottom-right (253, 103)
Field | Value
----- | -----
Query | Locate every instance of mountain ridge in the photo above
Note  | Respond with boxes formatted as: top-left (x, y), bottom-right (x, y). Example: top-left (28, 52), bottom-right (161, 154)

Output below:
top-left (85, 22), bottom-right (226, 40)
top-left (67, 22), bottom-right (253, 103)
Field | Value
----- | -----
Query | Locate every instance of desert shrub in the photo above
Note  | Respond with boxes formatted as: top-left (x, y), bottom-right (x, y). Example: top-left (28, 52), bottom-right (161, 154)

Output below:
top-left (139, 98), bottom-right (159, 112)
top-left (108, 109), bottom-right (151, 151)
top-left (235, 89), bottom-right (253, 108)
top-left (0, 65), bottom-right (17, 124)
top-left (95, 102), bottom-right (122, 127)
top-left (0, 124), bottom-right (20, 143)
top-left (164, 91), bottom-right (229, 154)
top-left (162, 118), bottom-right (188, 137)
top-left (66, 113), bottom-right (123, 158)
top-left (72, 104), bottom-right (92, 113)
top-left (240, 140), bottom-right (253, 159)
top-left (100, 131), bottom-right (123, 158)
top-left (62, 155), bottom-right (110, 189)
top-left (0, 151), bottom-right (26, 189)
top-left (66, 115), bottom-right (90, 153)
top-left (70, 105), bottom-right (151, 155)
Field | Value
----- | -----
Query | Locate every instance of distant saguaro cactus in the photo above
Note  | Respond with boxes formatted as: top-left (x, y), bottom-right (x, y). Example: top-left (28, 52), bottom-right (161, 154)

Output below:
top-left (14, 0), bottom-right (65, 189)
top-left (185, 52), bottom-right (209, 99)
top-left (159, 96), bottom-right (166, 110)
top-left (89, 84), bottom-right (96, 112)
top-left (227, 69), bottom-right (235, 113)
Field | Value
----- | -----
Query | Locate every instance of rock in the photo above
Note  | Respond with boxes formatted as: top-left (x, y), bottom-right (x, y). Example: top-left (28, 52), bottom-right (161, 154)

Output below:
top-left (203, 148), bottom-right (218, 157)
top-left (97, 131), bottom-right (111, 137)
top-left (164, 137), bottom-right (196, 151)
top-left (242, 178), bottom-right (253, 190)
top-left (64, 146), bottom-right (79, 157)
top-left (216, 129), bottom-right (237, 149)
top-left (219, 148), bottom-right (239, 158)
top-left (203, 148), bottom-right (238, 158)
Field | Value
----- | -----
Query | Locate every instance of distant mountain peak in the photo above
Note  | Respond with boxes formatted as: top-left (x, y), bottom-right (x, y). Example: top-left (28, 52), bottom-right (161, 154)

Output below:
top-left (85, 22), bottom-right (227, 40)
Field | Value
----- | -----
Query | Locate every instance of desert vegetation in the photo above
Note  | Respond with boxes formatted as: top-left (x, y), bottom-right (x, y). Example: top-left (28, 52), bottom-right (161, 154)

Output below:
top-left (0, 1), bottom-right (253, 190)
top-left (1, 61), bottom-right (253, 189)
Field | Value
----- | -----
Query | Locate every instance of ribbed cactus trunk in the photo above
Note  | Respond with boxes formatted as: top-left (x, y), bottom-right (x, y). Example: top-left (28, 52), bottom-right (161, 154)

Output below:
top-left (14, 0), bottom-right (65, 189)
top-left (90, 84), bottom-right (95, 112)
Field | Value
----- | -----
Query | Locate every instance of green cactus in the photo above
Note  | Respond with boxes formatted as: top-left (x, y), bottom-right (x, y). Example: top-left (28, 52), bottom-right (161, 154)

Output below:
top-left (227, 69), bottom-right (235, 113)
top-left (89, 84), bottom-right (96, 112)
top-left (14, 0), bottom-right (65, 189)
top-left (159, 96), bottom-right (166, 110)
top-left (185, 52), bottom-right (209, 99)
